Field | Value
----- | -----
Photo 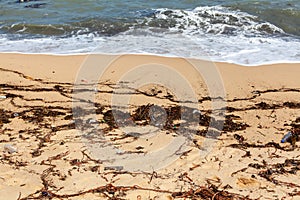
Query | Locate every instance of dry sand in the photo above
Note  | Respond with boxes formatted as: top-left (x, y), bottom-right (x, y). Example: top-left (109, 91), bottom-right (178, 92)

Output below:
top-left (0, 53), bottom-right (299, 199)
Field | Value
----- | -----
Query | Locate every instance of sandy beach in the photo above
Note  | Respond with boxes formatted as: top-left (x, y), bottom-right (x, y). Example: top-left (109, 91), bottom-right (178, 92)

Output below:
top-left (0, 53), bottom-right (299, 199)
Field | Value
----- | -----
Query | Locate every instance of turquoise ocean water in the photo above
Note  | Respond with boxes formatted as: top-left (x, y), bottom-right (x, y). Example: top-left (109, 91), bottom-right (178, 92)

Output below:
top-left (0, 0), bottom-right (299, 65)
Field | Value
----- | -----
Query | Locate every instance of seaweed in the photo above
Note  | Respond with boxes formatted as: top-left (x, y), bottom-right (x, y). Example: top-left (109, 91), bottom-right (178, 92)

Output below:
top-left (1, 66), bottom-right (300, 199)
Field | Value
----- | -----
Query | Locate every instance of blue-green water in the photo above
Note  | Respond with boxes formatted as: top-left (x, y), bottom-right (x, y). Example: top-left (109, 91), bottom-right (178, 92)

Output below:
top-left (0, 0), bottom-right (299, 65)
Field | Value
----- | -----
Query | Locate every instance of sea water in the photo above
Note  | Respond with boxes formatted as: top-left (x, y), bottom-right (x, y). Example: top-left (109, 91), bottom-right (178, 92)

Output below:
top-left (0, 0), bottom-right (299, 65)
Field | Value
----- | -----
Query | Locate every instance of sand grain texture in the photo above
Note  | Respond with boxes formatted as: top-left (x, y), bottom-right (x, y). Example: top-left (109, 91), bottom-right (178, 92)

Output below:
top-left (0, 53), bottom-right (299, 200)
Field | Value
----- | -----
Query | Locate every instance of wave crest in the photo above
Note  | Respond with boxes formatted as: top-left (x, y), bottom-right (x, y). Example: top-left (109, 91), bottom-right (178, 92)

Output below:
top-left (142, 6), bottom-right (285, 36)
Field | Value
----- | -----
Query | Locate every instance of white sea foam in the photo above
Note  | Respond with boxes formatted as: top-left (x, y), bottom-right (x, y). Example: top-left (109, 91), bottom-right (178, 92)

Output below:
top-left (146, 6), bottom-right (285, 36)
top-left (0, 6), bottom-right (299, 66)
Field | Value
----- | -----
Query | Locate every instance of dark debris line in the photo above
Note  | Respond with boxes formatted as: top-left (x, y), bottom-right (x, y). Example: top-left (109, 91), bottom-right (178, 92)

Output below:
top-left (0, 67), bottom-right (300, 199)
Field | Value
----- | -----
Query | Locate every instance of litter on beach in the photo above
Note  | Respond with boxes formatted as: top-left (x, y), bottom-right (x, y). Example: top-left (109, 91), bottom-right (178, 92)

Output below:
top-left (4, 144), bottom-right (17, 154)
top-left (281, 131), bottom-right (293, 143)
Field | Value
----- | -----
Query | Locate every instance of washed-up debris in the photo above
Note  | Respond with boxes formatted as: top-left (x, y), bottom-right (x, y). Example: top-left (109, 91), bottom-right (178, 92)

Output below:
top-left (1, 67), bottom-right (300, 200)
top-left (87, 118), bottom-right (97, 124)
top-left (104, 166), bottom-right (124, 171)
top-left (281, 131), bottom-right (293, 143)
top-left (125, 132), bottom-right (141, 138)
top-left (247, 158), bottom-right (300, 186)
top-left (281, 129), bottom-right (299, 146)
top-left (18, 183), bottom-right (250, 200)
top-left (0, 95), bottom-right (6, 99)
top-left (149, 105), bottom-right (167, 126)
top-left (234, 134), bottom-right (245, 143)
top-left (41, 191), bottom-right (51, 197)
top-left (192, 109), bottom-right (201, 114)
top-left (4, 144), bottom-right (17, 153)
top-left (116, 149), bottom-right (125, 155)
top-left (229, 141), bottom-right (290, 151)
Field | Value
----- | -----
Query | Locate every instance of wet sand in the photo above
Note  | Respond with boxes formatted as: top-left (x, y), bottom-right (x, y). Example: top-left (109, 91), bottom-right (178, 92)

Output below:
top-left (0, 53), bottom-right (299, 199)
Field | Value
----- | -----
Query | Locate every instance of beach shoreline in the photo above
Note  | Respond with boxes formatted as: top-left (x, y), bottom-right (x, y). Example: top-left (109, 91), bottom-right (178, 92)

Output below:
top-left (0, 53), bottom-right (299, 199)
